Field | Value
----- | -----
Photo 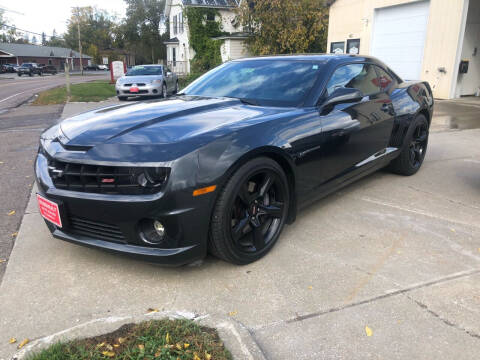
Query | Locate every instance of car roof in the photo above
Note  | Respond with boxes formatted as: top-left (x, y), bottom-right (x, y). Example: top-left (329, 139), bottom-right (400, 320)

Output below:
top-left (235, 54), bottom-right (383, 64)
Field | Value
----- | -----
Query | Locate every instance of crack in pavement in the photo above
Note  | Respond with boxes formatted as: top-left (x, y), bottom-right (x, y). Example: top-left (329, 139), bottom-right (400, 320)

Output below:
top-left (251, 268), bottom-right (480, 331)
top-left (407, 295), bottom-right (480, 340)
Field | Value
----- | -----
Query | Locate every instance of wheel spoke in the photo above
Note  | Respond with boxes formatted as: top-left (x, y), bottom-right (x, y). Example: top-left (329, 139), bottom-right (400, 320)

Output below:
top-left (416, 133), bottom-right (427, 143)
top-left (258, 201), bottom-right (284, 218)
top-left (259, 174), bottom-right (273, 197)
top-left (252, 224), bottom-right (266, 250)
top-left (232, 213), bottom-right (250, 242)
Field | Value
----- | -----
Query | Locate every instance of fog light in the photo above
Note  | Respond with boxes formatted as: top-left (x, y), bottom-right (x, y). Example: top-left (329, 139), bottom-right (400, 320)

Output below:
top-left (139, 219), bottom-right (166, 245)
top-left (154, 220), bottom-right (165, 237)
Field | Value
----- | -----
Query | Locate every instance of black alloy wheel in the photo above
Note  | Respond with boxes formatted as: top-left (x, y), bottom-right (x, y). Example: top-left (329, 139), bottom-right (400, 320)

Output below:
top-left (210, 157), bottom-right (289, 264)
top-left (409, 120), bottom-right (428, 169)
top-left (389, 114), bottom-right (429, 176)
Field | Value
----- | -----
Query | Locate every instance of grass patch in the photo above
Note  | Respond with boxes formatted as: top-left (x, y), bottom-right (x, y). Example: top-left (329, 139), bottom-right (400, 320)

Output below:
top-left (26, 319), bottom-right (232, 360)
top-left (33, 81), bottom-right (116, 105)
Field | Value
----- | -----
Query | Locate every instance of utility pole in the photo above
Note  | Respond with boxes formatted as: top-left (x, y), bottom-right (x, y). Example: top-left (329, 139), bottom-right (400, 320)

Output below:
top-left (76, 7), bottom-right (83, 75)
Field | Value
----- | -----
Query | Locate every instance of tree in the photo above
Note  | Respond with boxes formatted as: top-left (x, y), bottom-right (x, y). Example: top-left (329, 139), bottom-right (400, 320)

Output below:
top-left (63, 7), bottom-right (116, 56)
top-left (46, 29), bottom-right (66, 47)
top-left (238, 0), bottom-right (329, 55)
top-left (31, 35), bottom-right (38, 44)
top-left (41, 32), bottom-right (47, 45)
top-left (122, 0), bottom-right (169, 63)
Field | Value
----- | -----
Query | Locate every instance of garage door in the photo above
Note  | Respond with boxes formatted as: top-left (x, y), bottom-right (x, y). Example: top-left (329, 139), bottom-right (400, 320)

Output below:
top-left (371, 1), bottom-right (430, 80)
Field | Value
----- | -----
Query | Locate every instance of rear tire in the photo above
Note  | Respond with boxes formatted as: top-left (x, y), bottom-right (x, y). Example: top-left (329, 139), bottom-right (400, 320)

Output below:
top-left (388, 114), bottom-right (429, 176)
top-left (209, 157), bottom-right (290, 265)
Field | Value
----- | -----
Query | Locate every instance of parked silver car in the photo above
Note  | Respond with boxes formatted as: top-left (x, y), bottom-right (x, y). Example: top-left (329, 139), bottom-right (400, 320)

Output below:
top-left (115, 65), bottom-right (178, 101)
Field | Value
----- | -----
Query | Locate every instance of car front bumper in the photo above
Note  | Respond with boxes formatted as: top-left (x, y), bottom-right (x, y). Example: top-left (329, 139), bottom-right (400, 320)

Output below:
top-left (115, 82), bottom-right (163, 97)
top-left (34, 152), bottom-right (211, 266)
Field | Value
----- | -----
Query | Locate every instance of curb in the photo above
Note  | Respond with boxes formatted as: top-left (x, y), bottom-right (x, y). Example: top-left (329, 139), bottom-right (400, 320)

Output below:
top-left (10, 311), bottom-right (266, 360)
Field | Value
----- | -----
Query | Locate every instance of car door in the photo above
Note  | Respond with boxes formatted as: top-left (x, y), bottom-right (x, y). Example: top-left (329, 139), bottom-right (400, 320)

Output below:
top-left (315, 63), bottom-right (395, 185)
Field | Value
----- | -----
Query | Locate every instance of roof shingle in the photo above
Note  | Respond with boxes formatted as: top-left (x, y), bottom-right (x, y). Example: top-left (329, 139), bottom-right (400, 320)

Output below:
top-left (0, 43), bottom-right (91, 59)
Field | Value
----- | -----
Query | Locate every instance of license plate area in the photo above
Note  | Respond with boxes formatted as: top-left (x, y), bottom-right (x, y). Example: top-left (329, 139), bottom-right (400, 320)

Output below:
top-left (37, 194), bottom-right (63, 228)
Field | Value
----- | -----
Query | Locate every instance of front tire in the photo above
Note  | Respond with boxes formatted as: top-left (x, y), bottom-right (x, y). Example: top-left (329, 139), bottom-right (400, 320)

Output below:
top-left (118, 96), bottom-right (128, 101)
top-left (161, 83), bottom-right (167, 98)
top-left (389, 114), bottom-right (429, 176)
top-left (209, 157), bottom-right (290, 264)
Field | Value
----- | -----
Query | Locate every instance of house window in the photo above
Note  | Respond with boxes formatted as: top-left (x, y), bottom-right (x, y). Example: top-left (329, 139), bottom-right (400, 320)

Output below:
top-left (330, 42), bottom-right (345, 54)
top-left (173, 15), bottom-right (177, 35)
top-left (179, 12), bottom-right (184, 33)
top-left (347, 39), bottom-right (360, 55)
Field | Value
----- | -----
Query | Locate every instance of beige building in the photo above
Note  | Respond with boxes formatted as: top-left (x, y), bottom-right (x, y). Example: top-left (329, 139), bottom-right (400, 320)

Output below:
top-left (327, 0), bottom-right (480, 99)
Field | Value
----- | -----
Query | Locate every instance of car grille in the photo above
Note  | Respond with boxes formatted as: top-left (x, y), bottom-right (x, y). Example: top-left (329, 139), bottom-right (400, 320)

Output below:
top-left (47, 158), bottom-right (167, 195)
top-left (123, 90), bottom-right (149, 94)
top-left (123, 83), bottom-right (146, 87)
top-left (69, 216), bottom-right (126, 243)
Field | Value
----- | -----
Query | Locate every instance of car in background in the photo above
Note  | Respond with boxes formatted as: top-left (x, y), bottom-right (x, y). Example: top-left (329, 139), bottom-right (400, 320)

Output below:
top-left (97, 64), bottom-right (108, 70)
top-left (39, 65), bottom-right (58, 75)
top-left (1, 63), bottom-right (17, 73)
top-left (115, 64), bottom-right (178, 100)
top-left (17, 63), bottom-right (42, 77)
top-left (83, 64), bottom-right (99, 71)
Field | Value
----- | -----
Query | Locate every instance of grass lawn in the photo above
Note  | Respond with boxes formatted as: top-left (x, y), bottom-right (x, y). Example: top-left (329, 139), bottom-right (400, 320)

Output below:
top-left (33, 81), bottom-right (116, 105)
top-left (26, 319), bottom-right (232, 360)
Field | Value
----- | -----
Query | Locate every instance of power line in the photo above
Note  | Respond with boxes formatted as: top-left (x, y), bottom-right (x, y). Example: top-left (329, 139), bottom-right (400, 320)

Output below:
top-left (0, 23), bottom-right (64, 40)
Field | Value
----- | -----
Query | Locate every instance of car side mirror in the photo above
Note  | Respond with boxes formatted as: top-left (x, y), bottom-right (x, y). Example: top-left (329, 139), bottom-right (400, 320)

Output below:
top-left (322, 87), bottom-right (364, 108)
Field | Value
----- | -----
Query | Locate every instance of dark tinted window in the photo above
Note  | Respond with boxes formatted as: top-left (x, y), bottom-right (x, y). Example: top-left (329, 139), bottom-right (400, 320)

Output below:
top-left (326, 64), bottom-right (380, 97)
top-left (375, 66), bottom-right (394, 91)
top-left (182, 60), bottom-right (323, 106)
top-left (126, 66), bottom-right (163, 76)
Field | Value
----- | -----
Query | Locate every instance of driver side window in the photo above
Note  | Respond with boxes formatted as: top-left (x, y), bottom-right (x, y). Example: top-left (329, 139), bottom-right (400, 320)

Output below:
top-left (326, 64), bottom-right (380, 97)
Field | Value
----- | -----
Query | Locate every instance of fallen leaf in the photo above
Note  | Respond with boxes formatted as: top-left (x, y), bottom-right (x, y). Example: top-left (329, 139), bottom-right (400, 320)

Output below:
top-left (228, 310), bottom-right (237, 317)
top-left (11, 232), bottom-right (18, 237)
top-left (9, 338), bottom-right (16, 344)
top-left (147, 308), bottom-right (159, 313)
top-left (105, 344), bottom-right (113, 350)
top-left (155, 351), bottom-right (161, 357)
top-left (17, 338), bottom-right (29, 349)
top-left (193, 353), bottom-right (201, 360)
top-left (176, 343), bottom-right (182, 350)
top-left (477, 248), bottom-right (480, 253)
top-left (138, 344), bottom-right (145, 350)
top-left (96, 342), bottom-right (106, 348)
top-left (117, 337), bottom-right (126, 344)
top-left (0, 161), bottom-right (3, 164)
top-left (205, 352), bottom-right (212, 360)
top-left (308, 286), bottom-right (313, 290)
top-left (7, 210), bottom-right (15, 216)
top-left (113, 344), bottom-right (119, 348)
top-left (365, 326), bottom-right (373, 337)
top-left (450, 228), bottom-right (456, 233)
top-left (184, 343), bottom-right (190, 349)
top-left (102, 351), bottom-right (115, 357)
top-left (165, 332), bottom-right (171, 344)
top-left (0, 259), bottom-right (6, 263)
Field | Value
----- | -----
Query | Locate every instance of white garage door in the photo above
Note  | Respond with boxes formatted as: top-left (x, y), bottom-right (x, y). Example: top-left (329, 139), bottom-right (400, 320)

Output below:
top-left (371, 1), bottom-right (430, 80)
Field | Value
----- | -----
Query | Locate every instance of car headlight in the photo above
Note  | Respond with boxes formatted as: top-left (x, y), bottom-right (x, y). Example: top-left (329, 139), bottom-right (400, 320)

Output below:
top-left (136, 167), bottom-right (170, 188)
top-left (151, 79), bottom-right (162, 84)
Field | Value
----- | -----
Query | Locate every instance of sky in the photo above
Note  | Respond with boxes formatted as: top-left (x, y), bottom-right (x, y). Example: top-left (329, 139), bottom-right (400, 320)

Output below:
top-left (0, 0), bottom-right (127, 42)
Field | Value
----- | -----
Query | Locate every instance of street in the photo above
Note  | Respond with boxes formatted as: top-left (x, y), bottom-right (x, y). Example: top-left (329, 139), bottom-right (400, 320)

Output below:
top-left (0, 73), bottom-right (110, 281)
top-left (0, 72), bottom-right (109, 111)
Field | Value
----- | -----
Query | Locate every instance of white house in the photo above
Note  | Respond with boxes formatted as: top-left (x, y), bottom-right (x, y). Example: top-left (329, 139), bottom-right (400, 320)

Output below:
top-left (164, 0), bottom-right (250, 75)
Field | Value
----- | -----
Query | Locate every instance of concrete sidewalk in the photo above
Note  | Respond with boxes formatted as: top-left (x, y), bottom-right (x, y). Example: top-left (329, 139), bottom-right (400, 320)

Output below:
top-left (1, 103), bottom-right (480, 359)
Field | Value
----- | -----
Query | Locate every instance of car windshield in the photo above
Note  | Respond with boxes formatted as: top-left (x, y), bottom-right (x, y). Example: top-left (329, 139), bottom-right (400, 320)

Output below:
top-left (181, 60), bottom-right (324, 106)
top-left (126, 66), bottom-right (163, 76)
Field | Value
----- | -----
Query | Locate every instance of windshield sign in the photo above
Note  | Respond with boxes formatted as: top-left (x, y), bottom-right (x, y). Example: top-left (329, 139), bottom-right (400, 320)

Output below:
top-left (182, 60), bottom-right (323, 106)
top-left (126, 66), bottom-right (163, 76)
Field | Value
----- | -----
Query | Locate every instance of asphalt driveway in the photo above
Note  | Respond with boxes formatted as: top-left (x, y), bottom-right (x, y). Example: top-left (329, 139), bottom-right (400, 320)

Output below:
top-left (0, 100), bottom-right (479, 359)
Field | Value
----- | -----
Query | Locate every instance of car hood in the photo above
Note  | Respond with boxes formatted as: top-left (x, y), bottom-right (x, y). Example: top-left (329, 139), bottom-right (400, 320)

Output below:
top-left (58, 96), bottom-right (291, 149)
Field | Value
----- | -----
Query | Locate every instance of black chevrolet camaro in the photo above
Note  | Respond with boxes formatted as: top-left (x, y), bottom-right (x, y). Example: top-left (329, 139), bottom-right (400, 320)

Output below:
top-left (35, 55), bottom-right (434, 265)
